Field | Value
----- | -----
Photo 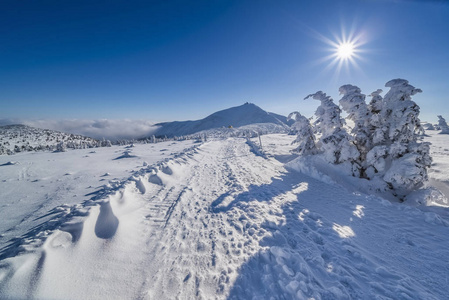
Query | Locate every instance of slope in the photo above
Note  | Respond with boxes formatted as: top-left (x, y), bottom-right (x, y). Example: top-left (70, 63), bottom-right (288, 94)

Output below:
top-left (152, 103), bottom-right (289, 137)
top-left (1, 135), bottom-right (448, 299)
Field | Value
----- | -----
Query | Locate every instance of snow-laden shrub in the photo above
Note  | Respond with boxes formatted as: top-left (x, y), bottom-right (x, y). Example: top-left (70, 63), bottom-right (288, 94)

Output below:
top-left (295, 79), bottom-right (431, 200)
top-left (437, 115), bottom-right (449, 134)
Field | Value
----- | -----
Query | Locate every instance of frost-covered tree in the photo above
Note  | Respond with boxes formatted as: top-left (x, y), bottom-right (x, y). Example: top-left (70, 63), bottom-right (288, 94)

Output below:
top-left (369, 79), bottom-right (430, 198)
top-left (437, 115), bottom-right (449, 134)
top-left (381, 79), bottom-right (424, 143)
top-left (287, 111), bottom-right (316, 155)
top-left (383, 142), bottom-right (431, 197)
top-left (304, 91), bottom-right (358, 165)
top-left (100, 138), bottom-right (112, 147)
top-left (339, 84), bottom-right (372, 176)
top-left (367, 90), bottom-right (388, 146)
top-left (56, 141), bottom-right (67, 152)
top-left (292, 79), bottom-right (431, 200)
top-left (304, 91), bottom-right (345, 136)
top-left (369, 89), bottom-right (383, 114)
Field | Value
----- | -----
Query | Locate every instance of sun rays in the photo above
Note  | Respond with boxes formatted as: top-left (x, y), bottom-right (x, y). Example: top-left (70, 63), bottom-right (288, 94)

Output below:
top-left (309, 24), bottom-right (368, 82)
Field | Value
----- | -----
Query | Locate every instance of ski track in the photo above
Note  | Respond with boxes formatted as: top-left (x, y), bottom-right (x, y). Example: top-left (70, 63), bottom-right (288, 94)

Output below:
top-left (1, 137), bottom-right (449, 299)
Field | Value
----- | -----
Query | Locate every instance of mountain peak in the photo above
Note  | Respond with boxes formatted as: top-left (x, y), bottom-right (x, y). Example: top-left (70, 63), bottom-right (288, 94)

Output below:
top-left (153, 103), bottom-right (290, 137)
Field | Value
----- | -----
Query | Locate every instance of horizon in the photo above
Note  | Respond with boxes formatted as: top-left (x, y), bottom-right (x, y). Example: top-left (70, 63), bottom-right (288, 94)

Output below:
top-left (1, 0), bottom-right (448, 128)
top-left (0, 99), bottom-right (445, 140)
top-left (0, 102), bottom-right (286, 140)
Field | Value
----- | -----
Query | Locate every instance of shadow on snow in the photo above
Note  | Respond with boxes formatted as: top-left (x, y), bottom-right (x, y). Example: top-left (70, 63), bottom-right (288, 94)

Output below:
top-left (209, 168), bottom-right (449, 299)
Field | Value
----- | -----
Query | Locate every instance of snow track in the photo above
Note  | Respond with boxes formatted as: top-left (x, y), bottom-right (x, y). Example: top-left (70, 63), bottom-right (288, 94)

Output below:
top-left (1, 137), bottom-right (449, 299)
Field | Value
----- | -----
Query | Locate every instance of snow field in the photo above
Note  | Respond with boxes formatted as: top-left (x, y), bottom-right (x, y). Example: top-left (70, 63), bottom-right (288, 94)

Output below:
top-left (1, 134), bottom-right (449, 299)
top-left (0, 141), bottom-right (198, 266)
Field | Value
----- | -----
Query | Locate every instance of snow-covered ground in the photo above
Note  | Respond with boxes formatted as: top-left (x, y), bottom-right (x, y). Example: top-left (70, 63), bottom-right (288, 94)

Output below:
top-left (0, 140), bottom-right (197, 255)
top-left (1, 133), bottom-right (448, 299)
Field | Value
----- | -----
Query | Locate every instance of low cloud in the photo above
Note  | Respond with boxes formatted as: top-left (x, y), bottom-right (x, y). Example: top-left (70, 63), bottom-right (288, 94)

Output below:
top-left (0, 118), bottom-right (160, 141)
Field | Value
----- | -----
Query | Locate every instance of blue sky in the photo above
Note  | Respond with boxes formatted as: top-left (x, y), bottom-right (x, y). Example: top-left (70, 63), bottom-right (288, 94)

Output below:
top-left (1, 0), bottom-right (448, 124)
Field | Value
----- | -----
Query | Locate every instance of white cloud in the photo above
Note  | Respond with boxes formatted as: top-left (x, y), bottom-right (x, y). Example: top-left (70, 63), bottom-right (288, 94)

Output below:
top-left (0, 118), bottom-right (160, 140)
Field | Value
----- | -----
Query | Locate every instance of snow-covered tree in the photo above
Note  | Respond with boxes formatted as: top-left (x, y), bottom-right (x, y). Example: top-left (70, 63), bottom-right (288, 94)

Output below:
top-left (100, 138), bottom-right (112, 147)
top-left (304, 91), bottom-right (358, 165)
top-left (374, 79), bottom-right (430, 198)
top-left (383, 142), bottom-right (431, 197)
top-left (367, 90), bottom-right (387, 146)
top-left (287, 111), bottom-right (316, 155)
top-left (292, 79), bottom-right (431, 200)
top-left (381, 79), bottom-right (423, 143)
top-left (437, 115), bottom-right (449, 134)
top-left (369, 89), bottom-right (383, 114)
top-left (338, 84), bottom-right (372, 176)
top-left (56, 141), bottom-right (67, 152)
top-left (304, 91), bottom-right (344, 137)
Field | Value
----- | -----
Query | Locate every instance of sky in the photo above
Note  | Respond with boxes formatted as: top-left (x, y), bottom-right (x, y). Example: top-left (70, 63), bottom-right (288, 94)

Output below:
top-left (1, 0), bottom-right (448, 134)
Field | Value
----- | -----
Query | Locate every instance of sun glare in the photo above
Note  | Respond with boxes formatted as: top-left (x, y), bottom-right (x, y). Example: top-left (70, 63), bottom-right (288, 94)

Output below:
top-left (310, 25), bottom-right (368, 81)
top-left (337, 42), bottom-right (354, 59)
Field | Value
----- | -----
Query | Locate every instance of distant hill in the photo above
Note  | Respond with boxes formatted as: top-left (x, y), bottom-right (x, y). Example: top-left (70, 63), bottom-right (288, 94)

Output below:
top-left (0, 124), bottom-right (103, 155)
top-left (152, 103), bottom-right (292, 137)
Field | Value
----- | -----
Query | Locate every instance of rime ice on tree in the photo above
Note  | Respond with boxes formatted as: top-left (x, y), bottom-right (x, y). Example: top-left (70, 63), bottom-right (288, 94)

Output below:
top-left (304, 91), bottom-right (358, 165)
top-left (338, 84), bottom-right (372, 177)
top-left (287, 111), bottom-right (316, 155)
top-left (293, 79), bottom-right (432, 200)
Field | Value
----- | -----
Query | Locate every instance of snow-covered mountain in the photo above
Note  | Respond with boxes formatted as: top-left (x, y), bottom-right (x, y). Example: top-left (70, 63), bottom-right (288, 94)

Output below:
top-left (152, 103), bottom-right (292, 137)
top-left (0, 124), bottom-right (103, 155)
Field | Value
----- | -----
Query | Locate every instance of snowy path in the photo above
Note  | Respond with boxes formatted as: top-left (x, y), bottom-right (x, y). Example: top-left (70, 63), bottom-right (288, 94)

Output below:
top-left (1, 137), bottom-right (449, 299)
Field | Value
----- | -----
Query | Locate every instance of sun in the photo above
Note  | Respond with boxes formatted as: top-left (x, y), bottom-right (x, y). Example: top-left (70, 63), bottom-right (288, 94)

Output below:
top-left (337, 42), bottom-right (355, 60)
top-left (310, 25), bottom-right (368, 81)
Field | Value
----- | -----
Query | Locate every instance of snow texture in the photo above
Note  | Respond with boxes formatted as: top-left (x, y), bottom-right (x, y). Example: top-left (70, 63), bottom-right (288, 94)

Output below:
top-left (1, 133), bottom-right (449, 299)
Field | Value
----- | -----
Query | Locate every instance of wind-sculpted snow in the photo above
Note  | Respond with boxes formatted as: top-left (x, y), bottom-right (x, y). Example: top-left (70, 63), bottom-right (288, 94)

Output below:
top-left (1, 135), bottom-right (449, 299)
